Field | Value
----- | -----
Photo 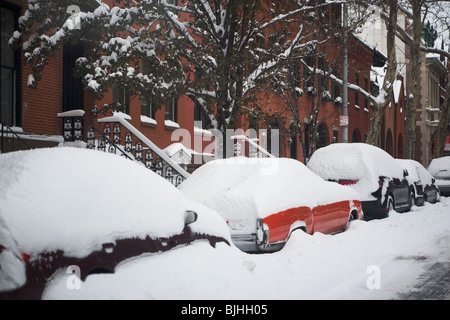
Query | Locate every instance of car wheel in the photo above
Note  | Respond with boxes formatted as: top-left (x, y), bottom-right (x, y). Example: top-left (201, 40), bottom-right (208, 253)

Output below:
top-left (343, 212), bottom-right (355, 232)
top-left (408, 191), bottom-right (415, 209)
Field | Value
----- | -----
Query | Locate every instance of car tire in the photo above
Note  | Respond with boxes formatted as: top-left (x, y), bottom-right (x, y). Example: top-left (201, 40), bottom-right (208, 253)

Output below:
top-left (408, 191), bottom-right (415, 210)
top-left (343, 212), bottom-right (355, 232)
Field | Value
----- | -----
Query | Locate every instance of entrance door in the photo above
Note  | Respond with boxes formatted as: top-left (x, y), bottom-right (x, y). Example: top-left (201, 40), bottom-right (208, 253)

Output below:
top-left (63, 42), bottom-right (84, 112)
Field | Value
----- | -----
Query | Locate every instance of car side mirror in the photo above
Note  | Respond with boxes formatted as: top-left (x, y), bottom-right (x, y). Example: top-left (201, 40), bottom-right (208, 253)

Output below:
top-left (403, 170), bottom-right (409, 177)
top-left (432, 178), bottom-right (436, 184)
top-left (184, 210), bottom-right (198, 226)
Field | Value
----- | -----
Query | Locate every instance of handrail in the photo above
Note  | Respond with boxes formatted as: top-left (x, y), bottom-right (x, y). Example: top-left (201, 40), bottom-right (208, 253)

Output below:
top-left (98, 114), bottom-right (190, 179)
top-left (58, 110), bottom-right (189, 187)
top-left (231, 134), bottom-right (275, 158)
top-left (83, 116), bottom-right (134, 161)
top-left (0, 121), bottom-right (31, 154)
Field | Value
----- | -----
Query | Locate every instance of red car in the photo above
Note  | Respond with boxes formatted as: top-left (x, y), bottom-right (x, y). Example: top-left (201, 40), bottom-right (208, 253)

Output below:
top-left (179, 158), bottom-right (363, 252)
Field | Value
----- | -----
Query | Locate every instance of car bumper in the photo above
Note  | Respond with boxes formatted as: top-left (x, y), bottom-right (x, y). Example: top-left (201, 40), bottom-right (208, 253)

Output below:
top-left (362, 200), bottom-right (389, 220)
top-left (437, 184), bottom-right (450, 196)
top-left (415, 194), bottom-right (425, 206)
top-left (231, 233), bottom-right (259, 253)
top-left (231, 232), bottom-right (285, 253)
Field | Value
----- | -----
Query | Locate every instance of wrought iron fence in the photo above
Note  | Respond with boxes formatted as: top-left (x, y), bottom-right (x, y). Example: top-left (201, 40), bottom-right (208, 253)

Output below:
top-left (0, 121), bottom-right (31, 154)
top-left (58, 112), bottom-right (189, 187)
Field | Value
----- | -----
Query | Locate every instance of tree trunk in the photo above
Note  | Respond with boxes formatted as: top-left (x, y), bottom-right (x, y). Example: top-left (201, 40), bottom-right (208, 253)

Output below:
top-left (433, 81), bottom-right (450, 158)
top-left (404, 0), bottom-right (423, 160)
top-left (366, 0), bottom-right (398, 147)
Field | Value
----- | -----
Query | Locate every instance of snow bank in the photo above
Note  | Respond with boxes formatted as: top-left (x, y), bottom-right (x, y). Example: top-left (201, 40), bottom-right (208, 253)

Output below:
top-left (43, 198), bottom-right (450, 300)
top-left (307, 143), bottom-right (405, 201)
top-left (179, 157), bottom-right (360, 233)
top-left (0, 148), bottom-right (228, 258)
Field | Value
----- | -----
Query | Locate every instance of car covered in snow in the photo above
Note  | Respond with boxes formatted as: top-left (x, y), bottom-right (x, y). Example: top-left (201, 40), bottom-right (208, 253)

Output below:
top-left (179, 157), bottom-right (363, 253)
top-left (428, 157), bottom-right (450, 197)
top-left (0, 148), bottom-right (230, 299)
top-left (396, 159), bottom-right (440, 206)
top-left (307, 143), bottom-right (412, 219)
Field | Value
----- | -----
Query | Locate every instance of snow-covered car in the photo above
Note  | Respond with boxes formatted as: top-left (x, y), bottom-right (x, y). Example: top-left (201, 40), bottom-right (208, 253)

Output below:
top-left (428, 157), bottom-right (450, 197)
top-left (179, 157), bottom-right (363, 253)
top-left (396, 159), bottom-right (440, 206)
top-left (307, 143), bottom-right (412, 220)
top-left (0, 218), bottom-right (26, 293)
top-left (0, 148), bottom-right (230, 299)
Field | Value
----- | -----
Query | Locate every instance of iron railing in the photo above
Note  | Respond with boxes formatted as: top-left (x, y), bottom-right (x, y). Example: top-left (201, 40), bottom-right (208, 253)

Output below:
top-left (231, 134), bottom-right (275, 158)
top-left (58, 111), bottom-right (189, 187)
top-left (0, 121), bottom-right (31, 154)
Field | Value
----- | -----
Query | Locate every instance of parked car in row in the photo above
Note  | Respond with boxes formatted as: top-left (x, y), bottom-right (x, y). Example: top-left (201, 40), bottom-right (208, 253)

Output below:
top-left (179, 157), bottom-right (363, 253)
top-left (307, 143), bottom-right (412, 220)
top-left (396, 159), bottom-right (440, 206)
top-left (428, 157), bottom-right (450, 197)
top-left (0, 148), bottom-right (230, 299)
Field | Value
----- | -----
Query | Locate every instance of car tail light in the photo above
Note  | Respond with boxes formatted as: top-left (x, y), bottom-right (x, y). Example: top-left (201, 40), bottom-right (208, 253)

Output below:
top-left (338, 179), bottom-right (359, 186)
top-left (21, 253), bottom-right (31, 262)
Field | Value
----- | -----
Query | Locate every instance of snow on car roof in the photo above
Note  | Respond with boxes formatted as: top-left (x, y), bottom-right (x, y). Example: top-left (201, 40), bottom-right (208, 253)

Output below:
top-left (396, 159), bottom-right (421, 183)
top-left (0, 148), bottom-right (191, 258)
top-left (179, 157), bottom-right (359, 232)
top-left (307, 143), bottom-right (405, 201)
top-left (308, 143), bottom-right (404, 181)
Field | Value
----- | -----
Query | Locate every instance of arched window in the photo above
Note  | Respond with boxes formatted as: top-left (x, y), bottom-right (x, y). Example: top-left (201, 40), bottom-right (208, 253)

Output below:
top-left (352, 128), bottom-right (362, 143)
top-left (386, 129), bottom-right (394, 157)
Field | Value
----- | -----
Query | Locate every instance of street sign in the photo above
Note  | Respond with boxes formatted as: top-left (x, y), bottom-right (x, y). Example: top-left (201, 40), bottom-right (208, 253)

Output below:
top-left (340, 115), bottom-right (349, 127)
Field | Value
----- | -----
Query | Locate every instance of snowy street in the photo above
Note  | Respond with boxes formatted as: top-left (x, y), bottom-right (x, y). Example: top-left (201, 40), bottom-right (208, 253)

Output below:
top-left (43, 197), bottom-right (450, 300)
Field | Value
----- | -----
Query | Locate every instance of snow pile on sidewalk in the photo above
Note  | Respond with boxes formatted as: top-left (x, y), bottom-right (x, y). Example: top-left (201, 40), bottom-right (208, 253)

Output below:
top-left (44, 197), bottom-right (450, 300)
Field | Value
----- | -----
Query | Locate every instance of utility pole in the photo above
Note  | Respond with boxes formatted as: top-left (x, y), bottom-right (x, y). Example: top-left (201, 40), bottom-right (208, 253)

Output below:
top-left (342, 1), bottom-right (349, 143)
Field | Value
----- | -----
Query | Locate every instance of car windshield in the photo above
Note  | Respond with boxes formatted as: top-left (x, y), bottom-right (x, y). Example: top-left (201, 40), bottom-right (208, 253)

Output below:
top-left (436, 170), bottom-right (450, 180)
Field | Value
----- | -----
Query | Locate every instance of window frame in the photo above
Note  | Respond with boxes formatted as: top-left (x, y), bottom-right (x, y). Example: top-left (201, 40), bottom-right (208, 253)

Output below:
top-left (1, 3), bottom-right (21, 127)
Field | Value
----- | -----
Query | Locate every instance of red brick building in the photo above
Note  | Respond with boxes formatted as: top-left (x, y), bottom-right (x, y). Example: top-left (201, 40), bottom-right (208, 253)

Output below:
top-left (1, 0), bottom-right (406, 166)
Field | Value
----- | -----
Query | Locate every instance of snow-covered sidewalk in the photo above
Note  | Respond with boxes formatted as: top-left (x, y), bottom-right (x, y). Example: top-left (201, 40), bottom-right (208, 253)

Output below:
top-left (44, 197), bottom-right (450, 300)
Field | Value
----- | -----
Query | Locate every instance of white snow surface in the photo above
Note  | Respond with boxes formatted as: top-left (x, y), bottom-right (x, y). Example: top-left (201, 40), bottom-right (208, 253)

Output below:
top-left (43, 197), bottom-right (450, 300)
top-left (178, 157), bottom-right (360, 233)
top-left (396, 159), bottom-right (435, 187)
top-left (0, 148), bottom-right (229, 258)
top-left (428, 157), bottom-right (450, 179)
top-left (307, 143), bottom-right (405, 201)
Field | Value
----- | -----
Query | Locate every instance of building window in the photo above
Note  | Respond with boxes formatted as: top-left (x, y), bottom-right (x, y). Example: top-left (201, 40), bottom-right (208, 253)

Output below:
top-left (112, 85), bottom-right (130, 114)
top-left (303, 56), bottom-right (315, 93)
top-left (141, 97), bottom-right (157, 120)
top-left (332, 3), bottom-right (342, 26)
top-left (364, 77), bottom-right (369, 109)
top-left (1, 5), bottom-right (20, 127)
top-left (318, 56), bottom-right (328, 92)
top-left (165, 98), bottom-right (178, 123)
top-left (194, 103), bottom-right (211, 129)
top-left (354, 72), bottom-right (359, 108)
